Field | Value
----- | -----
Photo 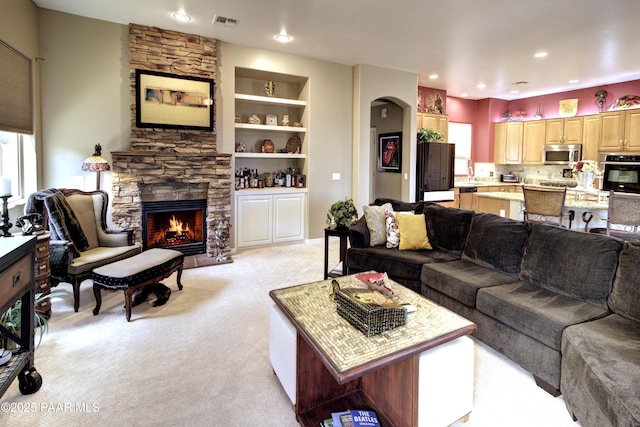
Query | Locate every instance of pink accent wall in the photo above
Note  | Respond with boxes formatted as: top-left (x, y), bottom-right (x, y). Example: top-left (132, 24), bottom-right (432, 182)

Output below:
top-left (420, 79), bottom-right (640, 167)
top-left (418, 86), bottom-right (447, 113)
top-left (507, 80), bottom-right (640, 120)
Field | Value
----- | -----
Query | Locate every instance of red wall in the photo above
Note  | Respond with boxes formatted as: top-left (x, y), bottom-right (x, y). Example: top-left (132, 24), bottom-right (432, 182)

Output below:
top-left (419, 79), bottom-right (640, 166)
top-left (507, 80), bottom-right (640, 120)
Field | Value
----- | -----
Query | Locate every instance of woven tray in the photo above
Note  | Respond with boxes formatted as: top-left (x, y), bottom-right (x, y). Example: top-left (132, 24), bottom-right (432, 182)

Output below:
top-left (335, 288), bottom-right (407, 337)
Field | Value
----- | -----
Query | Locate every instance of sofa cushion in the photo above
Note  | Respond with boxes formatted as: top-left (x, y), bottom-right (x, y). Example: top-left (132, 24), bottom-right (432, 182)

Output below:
top-left (385, 210), bottom-right (399, 248)
top-left (608, 241), bottom-right (640, 323)
top-left (373, 198), bottom-right (424, 214)
top-left (476, 281), bottom-right (609, 350)
top-left (346, 246), bottom-right (458, 287)
top-left (396, 212), bottom-right (432, 250)
top-left (561, 314), bottom-right (640, 427)
top-left (462, 213), bottom-right (530, 276)
top-left (423, 203), bottom-right (474, 255)
top-left (348, 216), bottom-right (370, 248)
top-left (422, 260), bottom-right (519, 307)
top-left (519, 223), bottom-right (623, 309)
top-left (363, 203), bottom-right (393, 246)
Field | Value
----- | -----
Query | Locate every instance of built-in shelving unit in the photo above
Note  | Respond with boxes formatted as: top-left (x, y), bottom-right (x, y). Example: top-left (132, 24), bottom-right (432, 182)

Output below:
top-left (234, 68), bottom-right (310, 248)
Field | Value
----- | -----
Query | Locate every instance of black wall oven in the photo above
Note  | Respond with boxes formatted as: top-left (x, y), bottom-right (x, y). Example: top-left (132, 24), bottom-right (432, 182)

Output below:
top-left (600, 153), bottom-right (640, 194)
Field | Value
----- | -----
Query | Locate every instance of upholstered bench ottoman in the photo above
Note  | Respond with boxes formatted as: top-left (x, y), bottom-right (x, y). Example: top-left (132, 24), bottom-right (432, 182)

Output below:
top-left (92, 248), bottom-right (184, 321)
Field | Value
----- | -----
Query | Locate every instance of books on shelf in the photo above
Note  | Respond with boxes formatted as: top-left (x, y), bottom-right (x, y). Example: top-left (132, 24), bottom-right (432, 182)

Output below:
top-left (330, 409), bottom-right (381, 427)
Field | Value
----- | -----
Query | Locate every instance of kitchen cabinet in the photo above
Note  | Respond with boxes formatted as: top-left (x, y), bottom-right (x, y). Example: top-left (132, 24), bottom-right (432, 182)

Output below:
top-left (599, 110), bottom-right (640, 151)
top-left (545, 117), bottom-right (583, 145)
top-left (522, 120), bottom-right (546, 164)
top-left (473, 185), bottom-right (520, 211)
top-left (494, 122), bottom-right (523, 164)
top-left (235, 190), bottom-right (307, 248)
top-left (476, 196), bottom-right (513, 218)
top-left (582, 114), bottom-right (601, 161)
top-left (418, 113), bottom-right (449, 142)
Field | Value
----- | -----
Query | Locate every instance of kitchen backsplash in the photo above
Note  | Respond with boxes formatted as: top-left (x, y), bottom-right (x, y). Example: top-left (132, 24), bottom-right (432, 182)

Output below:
top-left (456, 164), bottom-right (579, 186)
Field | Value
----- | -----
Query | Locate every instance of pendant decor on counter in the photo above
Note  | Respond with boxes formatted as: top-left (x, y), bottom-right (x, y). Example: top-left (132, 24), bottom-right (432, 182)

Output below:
top-left (575, 171), bottom-right (596, 190)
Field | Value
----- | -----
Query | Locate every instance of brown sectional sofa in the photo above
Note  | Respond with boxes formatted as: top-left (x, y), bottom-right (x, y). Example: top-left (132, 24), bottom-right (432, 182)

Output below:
top-left (346, 198), bottom-right (639, 427)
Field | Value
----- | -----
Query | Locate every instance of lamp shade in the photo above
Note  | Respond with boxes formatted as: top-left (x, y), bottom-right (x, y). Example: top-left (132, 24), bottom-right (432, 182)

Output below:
top-left (82, 144), bottom-right (111, 172)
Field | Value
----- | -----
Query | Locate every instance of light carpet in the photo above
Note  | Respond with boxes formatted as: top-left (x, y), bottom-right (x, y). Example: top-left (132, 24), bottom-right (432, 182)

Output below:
top-left (2, 239), bottom-right (579, 426)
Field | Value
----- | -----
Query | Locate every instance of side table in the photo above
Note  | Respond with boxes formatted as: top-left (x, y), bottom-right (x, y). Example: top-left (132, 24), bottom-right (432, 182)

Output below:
top-left (324, 227), bottom-right (349, 279)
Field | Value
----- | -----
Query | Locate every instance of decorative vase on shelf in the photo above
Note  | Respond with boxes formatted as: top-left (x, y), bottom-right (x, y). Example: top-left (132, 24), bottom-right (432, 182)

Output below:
top-left (575, 171), bottom-right (595, 190)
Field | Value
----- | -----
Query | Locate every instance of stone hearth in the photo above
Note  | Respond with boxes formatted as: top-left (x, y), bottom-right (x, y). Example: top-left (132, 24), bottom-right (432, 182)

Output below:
top-left (111, 152), bottom-right (231, 258)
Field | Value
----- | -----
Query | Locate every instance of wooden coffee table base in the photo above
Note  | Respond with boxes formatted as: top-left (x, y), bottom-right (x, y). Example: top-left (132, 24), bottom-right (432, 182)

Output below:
top-left (269, 275), bottom-right (476, 427)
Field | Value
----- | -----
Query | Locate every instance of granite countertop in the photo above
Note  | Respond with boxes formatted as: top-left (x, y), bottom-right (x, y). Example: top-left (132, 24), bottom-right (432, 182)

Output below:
top-left (477, 191), bottom-right (609, 210)
top-left (455, 181), bottom-right (521, 188)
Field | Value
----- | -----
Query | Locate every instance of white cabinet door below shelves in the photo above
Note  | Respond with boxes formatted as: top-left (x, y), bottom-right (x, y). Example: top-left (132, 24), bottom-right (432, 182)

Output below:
top-left (237, 195), bottom-right (273, 247)
top-left (236, 192), bottom-right (306, 248)
top-left (274, 193), bottom-right (306, 243)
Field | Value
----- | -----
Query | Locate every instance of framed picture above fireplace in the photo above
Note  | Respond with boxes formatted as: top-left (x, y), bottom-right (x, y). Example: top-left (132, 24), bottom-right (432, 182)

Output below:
top-left (135, 69), bottom-right (214, 131)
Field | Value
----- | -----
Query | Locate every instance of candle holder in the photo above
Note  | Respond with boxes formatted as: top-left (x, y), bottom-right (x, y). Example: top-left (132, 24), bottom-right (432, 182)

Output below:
top-left (0, 195), bottom-right (13, 237)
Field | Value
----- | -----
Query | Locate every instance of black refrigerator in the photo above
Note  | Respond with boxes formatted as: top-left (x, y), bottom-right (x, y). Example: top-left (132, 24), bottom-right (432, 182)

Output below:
top-left (416, 142), bottom-right (455, 202)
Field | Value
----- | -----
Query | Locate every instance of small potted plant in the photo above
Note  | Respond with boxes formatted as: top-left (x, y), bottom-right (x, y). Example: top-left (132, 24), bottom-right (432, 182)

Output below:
top-left (417, 128), bottom-right (444, 143)
top-left (0, 290), bottom-right (70, 351)
top-left (326, 198), bottom-right (358, 229)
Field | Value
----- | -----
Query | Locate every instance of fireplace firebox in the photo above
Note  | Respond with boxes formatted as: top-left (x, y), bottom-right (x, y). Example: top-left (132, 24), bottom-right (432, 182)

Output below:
top-left (142, 200), bottom-right (207, 256)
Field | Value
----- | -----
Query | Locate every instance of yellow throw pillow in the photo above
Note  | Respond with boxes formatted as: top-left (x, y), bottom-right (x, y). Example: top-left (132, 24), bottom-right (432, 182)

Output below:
top-left (396, 213), bottom-right (432, 250)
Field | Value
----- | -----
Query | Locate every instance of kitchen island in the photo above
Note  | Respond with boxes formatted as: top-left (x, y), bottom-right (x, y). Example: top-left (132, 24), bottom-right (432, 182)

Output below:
top-left (476, 190), bottom-right (609, 231)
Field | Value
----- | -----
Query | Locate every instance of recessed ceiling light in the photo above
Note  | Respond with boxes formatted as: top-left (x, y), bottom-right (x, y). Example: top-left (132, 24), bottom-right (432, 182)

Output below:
top-left (534, 52), bottom-right (548, 58)
top-left (510, 90), bottom-right (520, 94)
top-left (429, 74), bottom-right (438, 79)
top-left (172, 12), bottom-right (191, 22)
top-left (569, 79), bottom-right (580, 84)
top-left (460, 93), bottom-right (468, 97)
top-left (477, 83), bottom-right (486, 89)
top-left (275, 30), bottom-right (292, 43)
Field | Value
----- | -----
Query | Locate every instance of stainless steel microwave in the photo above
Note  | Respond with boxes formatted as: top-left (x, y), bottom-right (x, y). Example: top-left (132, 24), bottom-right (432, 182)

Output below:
top-left (543, 144), bottom-right (582, 165)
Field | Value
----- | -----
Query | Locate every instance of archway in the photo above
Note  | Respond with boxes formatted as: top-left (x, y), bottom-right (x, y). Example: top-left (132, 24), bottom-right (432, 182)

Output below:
top-left (370, 98), bottom-right (404, 201)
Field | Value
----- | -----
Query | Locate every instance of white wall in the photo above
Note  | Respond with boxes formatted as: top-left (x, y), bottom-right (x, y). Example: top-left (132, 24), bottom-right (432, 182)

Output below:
top-left (1, 0), bottom-right (40, 226)
top-left (352, 65), bottom-right (418, 208)
top-left (218, 42), bottom-right (353, 240)
top-left (38, 9), bottom-right (130, 195)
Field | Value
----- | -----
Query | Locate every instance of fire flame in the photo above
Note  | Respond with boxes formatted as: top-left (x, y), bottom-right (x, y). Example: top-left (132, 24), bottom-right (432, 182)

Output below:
top-left (168, 215), bottom-right (191, 234)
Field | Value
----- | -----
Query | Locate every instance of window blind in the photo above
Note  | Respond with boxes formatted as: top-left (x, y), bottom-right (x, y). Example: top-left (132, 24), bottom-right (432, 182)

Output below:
top-left (0, 39), bottom-right (33, 135)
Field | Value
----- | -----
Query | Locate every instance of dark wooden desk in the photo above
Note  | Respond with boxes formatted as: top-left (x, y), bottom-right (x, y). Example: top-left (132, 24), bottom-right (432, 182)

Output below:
top-left (323, 227), bottom-right (349, 279)
top-left (0, 235), bottom-right (42, 397)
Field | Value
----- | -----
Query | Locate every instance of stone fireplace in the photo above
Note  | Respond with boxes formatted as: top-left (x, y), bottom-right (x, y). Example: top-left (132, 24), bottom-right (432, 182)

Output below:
top-left (142, 197), bottom-right (207, 256)
top-left (110, 154), bottom-right (231, 258)
top-left (110, 24), bottom-right (231, 260)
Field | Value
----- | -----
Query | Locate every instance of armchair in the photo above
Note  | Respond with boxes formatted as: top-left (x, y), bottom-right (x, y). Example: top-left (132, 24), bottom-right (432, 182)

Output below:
top-left (27, 189), bottom-right (142, 312)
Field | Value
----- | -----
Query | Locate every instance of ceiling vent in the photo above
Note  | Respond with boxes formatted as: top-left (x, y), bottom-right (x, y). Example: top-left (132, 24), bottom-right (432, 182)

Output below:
top-left (213, 15), bottom-right (239, 27)
top-left (512, 81), bottom-right (529, 85)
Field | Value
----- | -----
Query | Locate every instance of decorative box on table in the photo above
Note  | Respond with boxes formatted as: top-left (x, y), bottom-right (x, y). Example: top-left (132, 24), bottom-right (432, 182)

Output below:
top-left (335, 287), bottom-right (407, 337)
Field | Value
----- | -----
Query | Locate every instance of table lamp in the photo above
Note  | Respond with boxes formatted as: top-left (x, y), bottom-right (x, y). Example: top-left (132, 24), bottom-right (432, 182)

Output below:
top-left (81, 144), bottom-right (111, 190)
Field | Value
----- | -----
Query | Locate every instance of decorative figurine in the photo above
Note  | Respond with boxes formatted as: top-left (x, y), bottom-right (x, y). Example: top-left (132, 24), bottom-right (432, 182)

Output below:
top-left (214, 220), bottom-right (232, 262)
top-left (595, 90), bottom-right (608, 112)
top-left (261, 139), bottom-right (275, 153)
top-left (265, 114), bottom-right (278, 126)
top-left (265, 80), bottom-right (276, 97)
top-left (281, 115), bottom-right (290, 126)
top-left (235, 142), bottom-right (246, 152)
top-left (248, 114), bottom-right (261, 124)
